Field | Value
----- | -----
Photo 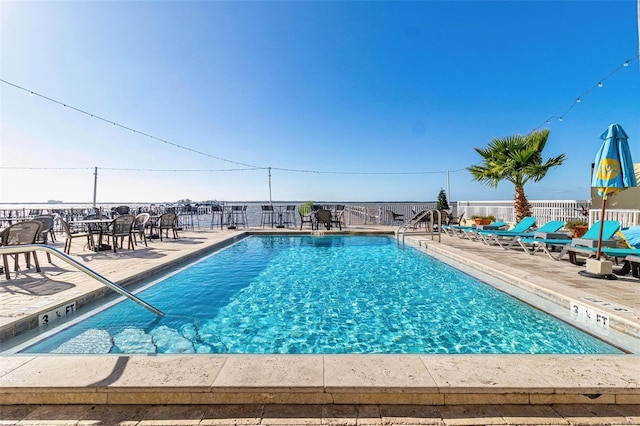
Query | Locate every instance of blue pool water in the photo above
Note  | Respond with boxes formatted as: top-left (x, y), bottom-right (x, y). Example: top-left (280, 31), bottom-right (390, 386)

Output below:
top-left (21, 235), bottom-right (619, 354)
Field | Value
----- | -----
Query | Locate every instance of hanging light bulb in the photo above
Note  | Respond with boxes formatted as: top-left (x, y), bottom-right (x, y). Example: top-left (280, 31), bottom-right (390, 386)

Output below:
top-left (623, 61), bottom-right (629, 67)
top-left (29, 91), bottom-right (34, 96)
top-left (576, 98), bottom-right (581, 103)
top-left (598, 82), bottom-right (603, 88)
top-left (558, 117), bottom-right (563, 122)
top-left (545, 120), bottom-right (551, 125)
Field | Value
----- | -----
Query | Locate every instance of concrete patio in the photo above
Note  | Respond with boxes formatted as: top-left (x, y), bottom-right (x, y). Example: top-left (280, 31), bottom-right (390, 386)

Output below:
top-left (1, 225), bottom-right (639, 424)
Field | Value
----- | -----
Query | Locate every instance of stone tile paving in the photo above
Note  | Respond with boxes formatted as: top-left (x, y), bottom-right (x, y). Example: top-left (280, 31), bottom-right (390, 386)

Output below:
top-left (1, 404), bottom-right (640, 425)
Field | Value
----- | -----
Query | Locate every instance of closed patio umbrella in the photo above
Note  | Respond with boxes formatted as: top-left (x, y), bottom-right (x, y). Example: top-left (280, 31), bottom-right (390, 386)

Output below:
top-left (592, 123), bottom-right (637, 260)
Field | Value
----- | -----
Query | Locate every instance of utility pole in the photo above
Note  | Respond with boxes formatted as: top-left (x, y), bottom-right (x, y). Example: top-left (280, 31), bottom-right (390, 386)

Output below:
top-left (92, 167), bottom-right (98, 207)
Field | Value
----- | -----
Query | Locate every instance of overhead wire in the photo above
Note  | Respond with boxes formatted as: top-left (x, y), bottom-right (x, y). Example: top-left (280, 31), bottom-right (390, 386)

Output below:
top-left (1, 53), bottom-right (638, 176)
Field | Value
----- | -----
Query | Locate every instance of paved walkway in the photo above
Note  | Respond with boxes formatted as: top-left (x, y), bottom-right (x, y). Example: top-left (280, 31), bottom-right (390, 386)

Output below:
top-left (1, 226), bottom-right (639, 425)
top-left (2, 402), bottom-right (640, 425)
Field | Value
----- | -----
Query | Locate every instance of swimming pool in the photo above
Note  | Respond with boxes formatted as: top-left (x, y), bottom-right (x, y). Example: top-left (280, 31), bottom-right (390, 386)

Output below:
top-left (13, 235), bottom-right (621, 354)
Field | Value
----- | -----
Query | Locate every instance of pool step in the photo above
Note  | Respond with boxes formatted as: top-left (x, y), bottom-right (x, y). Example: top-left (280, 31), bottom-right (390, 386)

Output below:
top-left (1, 354), bottom-right (639, 405)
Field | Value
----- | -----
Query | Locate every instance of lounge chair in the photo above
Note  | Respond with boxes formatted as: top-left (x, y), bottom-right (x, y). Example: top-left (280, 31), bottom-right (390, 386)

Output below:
top-left (476, 217), bottom-right (553, 249)
top-left (460, 221), bottom-right (509, 240)
top-left (626, 255), bottom-right (640, 278)
top-left (518, 220), bottom-right (621, 261)
top-left (564, 245), bottom-right (640, 268)
top-left (442, 221), bottom-right (507, 238)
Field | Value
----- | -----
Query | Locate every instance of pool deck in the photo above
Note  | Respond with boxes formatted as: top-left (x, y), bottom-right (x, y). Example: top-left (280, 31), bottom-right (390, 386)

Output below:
top-left (1, 225), bottom-right (639, 424)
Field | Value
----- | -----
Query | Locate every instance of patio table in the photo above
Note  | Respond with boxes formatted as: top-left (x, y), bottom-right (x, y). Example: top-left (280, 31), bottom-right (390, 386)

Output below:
top-left (69, 218), bottom-right (112, 250)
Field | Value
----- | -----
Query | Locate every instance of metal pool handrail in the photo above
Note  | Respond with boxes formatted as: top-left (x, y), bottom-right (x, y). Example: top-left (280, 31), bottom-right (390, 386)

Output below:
top-left (396, 209), bottom-right (442, 249)
top-left (0, 244), bottom-right (164, 316)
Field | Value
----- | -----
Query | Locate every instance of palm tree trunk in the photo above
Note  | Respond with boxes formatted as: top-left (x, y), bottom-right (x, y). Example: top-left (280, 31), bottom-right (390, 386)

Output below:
top-left (514, 186), bottom-right (532, 222)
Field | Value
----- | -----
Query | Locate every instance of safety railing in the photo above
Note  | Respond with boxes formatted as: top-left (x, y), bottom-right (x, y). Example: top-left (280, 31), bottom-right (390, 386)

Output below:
top-left (0, 244), bottom-right (164, 316)
top-left (396, 209), bottom-right (442, 249)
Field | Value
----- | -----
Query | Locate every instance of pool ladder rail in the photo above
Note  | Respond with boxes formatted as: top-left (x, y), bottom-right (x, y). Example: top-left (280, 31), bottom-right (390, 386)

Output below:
top-left (0, 244), bottom-right (164, 316)
top-left (396, 209), bottom-right (443, 250)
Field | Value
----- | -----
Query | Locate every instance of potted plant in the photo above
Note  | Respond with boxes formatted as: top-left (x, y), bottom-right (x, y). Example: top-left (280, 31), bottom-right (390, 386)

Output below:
top-left (471, 215), bottom-right (496, 226)
top-left (565, 219), bottom-right (589, 238)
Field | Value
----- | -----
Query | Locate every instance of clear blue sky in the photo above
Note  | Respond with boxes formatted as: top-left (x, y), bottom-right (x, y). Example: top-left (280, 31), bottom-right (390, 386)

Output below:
top-left (1, 1), bottom-right (639, 204)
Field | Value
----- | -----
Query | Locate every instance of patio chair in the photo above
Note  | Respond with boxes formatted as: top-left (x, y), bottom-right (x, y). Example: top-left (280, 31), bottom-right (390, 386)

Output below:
top-left (1, 220), bottom-right (42, 280)
top-left (132, 213), bottom-right (151, 247)
top-left (446, 212), bottom-right (464, 226)
top-left (209, 205), bottom-right (224, 229)
top-left (32, 215), bottom-right (56, 263)
top-left (260, 205), bottom-right (275, 228)
top-left (386, 210), bottom-right (405, 226)
top-left (231, 205), bottom-right (248, 229)
top-left (158, 212), bottom-right (178, 241)
top-left (33, 214), bottom-right (57, 243)
top-left (298, 206), bottom-right (314, 230)
top-left (315, 209), bottom-right (334, 230)
top-left (60, 218), bottom-right (95, 254)
top-left (115, 205), bottom-right (130, 215)
top-left (283, 205), bottom-right (297, 228)
top-left (106, 214), bottom-right (136, 252)
top-left (518, 220), bottom-right (621, 261)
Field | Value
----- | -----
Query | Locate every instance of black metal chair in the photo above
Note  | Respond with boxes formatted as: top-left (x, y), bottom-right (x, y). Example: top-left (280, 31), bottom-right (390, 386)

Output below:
top-left (260, 205), bottom-right (275, 228)
top-left (210, 205), bottom-right (224, 229)
top-left (315, 209), bottom-right (334, 230)
top-left (387, 210), bottom-right (404, 225)
top-left (283, 205), bottom-right (297, 228)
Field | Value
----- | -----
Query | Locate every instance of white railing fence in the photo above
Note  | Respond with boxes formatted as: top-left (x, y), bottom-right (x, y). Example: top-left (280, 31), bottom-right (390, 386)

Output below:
top-left (345, 203), bottom-right (438, 226)
top-left (457, 200), bottom-right (640, 229)
top-left (456, 200), bottom-right (592, 226)
top-left (589, 208), bottom-right (640, 228)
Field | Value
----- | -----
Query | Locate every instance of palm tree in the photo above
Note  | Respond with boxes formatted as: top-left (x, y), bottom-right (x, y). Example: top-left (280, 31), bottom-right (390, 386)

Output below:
top-left (467, 129), bottom-right (566, 222)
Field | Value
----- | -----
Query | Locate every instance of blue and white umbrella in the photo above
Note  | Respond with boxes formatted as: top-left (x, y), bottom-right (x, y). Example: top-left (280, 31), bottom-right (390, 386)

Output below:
top-left (592, 123), bottom-right (637, 259)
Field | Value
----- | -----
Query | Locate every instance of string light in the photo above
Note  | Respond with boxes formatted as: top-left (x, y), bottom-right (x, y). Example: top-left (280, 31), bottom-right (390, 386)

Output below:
top-left (0, 78), bottom-right (263, 170)
top-left (0, 78), bottom-right (468, 176)
top-left (532, 53), bottom-right (639, 131)
top-left (2, 53), bottom-right (638, 176)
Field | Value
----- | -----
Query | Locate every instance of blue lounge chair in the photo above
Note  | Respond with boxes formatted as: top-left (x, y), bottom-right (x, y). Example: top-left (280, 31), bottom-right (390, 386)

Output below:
top-left (565, 245), bottom-right (640, 266)
top-left (442, 221), bottom-right (507, 238)
top-left (626, 255), bottom-right (640, 278)
top-left (475, 216), bottom-right (537, 247)
top-left (478, 219), bottom-right (565, 250)
top-left (461, 221), bottom-right (512, 241)
top-left (518, 220), bottom-right (621, 261)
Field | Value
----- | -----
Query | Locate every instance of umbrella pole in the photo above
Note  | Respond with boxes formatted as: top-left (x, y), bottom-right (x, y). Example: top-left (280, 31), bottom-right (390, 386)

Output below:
top-left (595, 197), bottom-right (607, 260)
